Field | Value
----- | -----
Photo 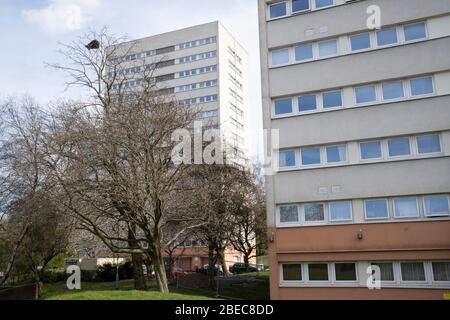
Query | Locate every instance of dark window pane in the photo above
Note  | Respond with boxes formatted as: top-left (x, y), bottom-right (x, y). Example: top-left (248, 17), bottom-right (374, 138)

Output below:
top-left (326, 145), bottom-right (346, 163)
top-left (315, 0), bottom-right (333, 8)
top-left (279, 150), bottom-right (296, 167)
top-left (417, 135), bottom-right (441, 154)
top-left (388, 138), bottom-right (411, 157)
top-left (350, 33), bottom-right (371, 51)
top-left (377, 28), bottom-right (398, 46)
top-left (292, 0), bottom-right (310, 12)
top-left (323, 90), bottom-right (342, 108)
top-left (365, 199), bottom-right (389, 219)
top-left (355, 85), bottom-right (376, 104)
top-left (360, 141), bottom-right (382, 159)
top-left (301, 147), bottom-right (321, 165)
top-left (371, 263), bottom-right (395, 281)
top-left (304, 204), bottom-right (324, 222)
top-left (404, 22), bottom-right (426, 41)
top-left (270, 2), bottom-right (287, 18)
top-left (424, 196), bottom-right (450, 216)
top-left (280, 206), bottom-right (298, 223)
top-left (401, 262), bottom-right (426, 281)
top-left (382, 81), bottom-right (404, 100)
top-left (295, 44), bottom-right (313, 61)
top-left (410, 77), bottom-right (433, 96)
top-left (283, 264), bottom-right (302, 281)
top-left (432, 262), bottom-right (450, 281)
top-left (274, 98), bottom-right (292, 115)
top-left (298, 95), bottom-right (317, 112)
top-left (335, 263), bottom-right (357, 281)
top-left (308, 264), bottom-right (329, 281)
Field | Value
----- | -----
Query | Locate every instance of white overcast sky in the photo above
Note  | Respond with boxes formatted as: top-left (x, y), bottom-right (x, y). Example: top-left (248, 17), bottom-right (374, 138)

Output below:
top-left (0, 0), bottom-right (263, 162)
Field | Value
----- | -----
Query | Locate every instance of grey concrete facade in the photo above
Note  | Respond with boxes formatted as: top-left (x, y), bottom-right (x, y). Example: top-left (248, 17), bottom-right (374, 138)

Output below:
top-left (259, 0), bottom-right (450, 298)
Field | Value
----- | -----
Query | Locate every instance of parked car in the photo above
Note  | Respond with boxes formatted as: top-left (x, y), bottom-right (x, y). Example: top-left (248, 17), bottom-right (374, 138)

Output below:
top-left (166, 268), bottom-right (188, 279)
top-left (197, 264), bottom-right (223, 276)
top-left (229, 263), bottom-right (263, 274)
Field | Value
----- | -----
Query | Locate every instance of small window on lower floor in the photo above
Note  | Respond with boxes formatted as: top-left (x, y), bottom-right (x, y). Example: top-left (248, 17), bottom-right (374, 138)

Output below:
top-left (401, 262), bottom-right (426, 282)
top-left (432, 262), bottom-right (450, 282)
top-left (329, 201), bottom-right (352, 221)
top-left (274, 98), bottom-right (293, 115)
top-left (301, 147), bottom-right (321, 166)
top-left (322, 90), bottom-right (342, 109)
top-left (355, 85), bottom-right (377, 104)
top-left (410, 77), bottom-right (434, 96)
top-left (424, 195), bottom-right (450, 217)
top-left (304, 204), bottom-right (325, 222)
top-left (393, 197), bottom-right (419, 218)
top-left (282, 264), bottom-right (302, 281)
top-left (279, 205), bottom-right (299, 223)
top-left (388, 137), bottom-right (411, 157)
top-left (371, 263), bottom-right (395, 282)
top-left (334, 263), bottom-right (357, 281)
top-left (365, 199), bottom-right (389, 219)
top-left (360, 141), bottom-right (382, 160)
top-left (308, 264), bottom-right (329, 281)
top-left (326, 145), bottom-right (347, 163)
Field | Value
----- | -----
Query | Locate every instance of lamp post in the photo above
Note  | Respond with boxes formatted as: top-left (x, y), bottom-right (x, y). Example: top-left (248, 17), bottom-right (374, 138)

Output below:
top-left (115, 253), bottom-right (120, 290)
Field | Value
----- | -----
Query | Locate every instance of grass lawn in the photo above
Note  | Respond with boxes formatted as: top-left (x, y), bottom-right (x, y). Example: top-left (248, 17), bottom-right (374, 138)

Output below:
top-left (42, 280), bottom-right (220, 300)
top-left (217, 271), bottom-right (270, 300)
top-left (42, 272), bottom-right (271, 300)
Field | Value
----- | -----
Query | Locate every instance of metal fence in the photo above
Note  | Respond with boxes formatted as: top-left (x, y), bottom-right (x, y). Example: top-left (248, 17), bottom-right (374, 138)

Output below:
top-left (169, 258), bottom-right (270, 300)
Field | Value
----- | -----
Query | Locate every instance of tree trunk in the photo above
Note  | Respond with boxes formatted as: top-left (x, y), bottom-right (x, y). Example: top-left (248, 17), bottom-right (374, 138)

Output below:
top-left (128, 227), bottom-right (147, 290)
top-left (131, 253), bottom-right (147, 291)
top-left (0, 223), bottom-right (29, 286)
top-left (207, 243), bottom-right (216, 289)
top-left (148, 246), bottom-right (169, 293)
top-left (243, 254), bottom-right (250, 272)
top-left (217, 247), bottom-right (229, 277)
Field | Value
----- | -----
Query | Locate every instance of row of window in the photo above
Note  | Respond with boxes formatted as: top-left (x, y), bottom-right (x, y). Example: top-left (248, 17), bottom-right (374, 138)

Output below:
top-left (110, 36), bottom-right (217, 64)
top-left (270, 21), bottom-right (427, 67)
top-left (273, 75), bottom-right (434, 116)
top-left (180, 95), bottom-right (218, 106)
top-left (230, 117), bottom-right (244, 130)
top-left (179, 65), bottom-right (217, 78)
top-left (280, 261), bottom-right (450, 285)
top-left (229, 88), bottom-right (244, 103)
top-left (277, 194), bottom-right (450, 226)
top-left (278, 133), bottom-right (443, 170)
top-left (178, 50), bottom-right (216, 64)
top-left (179, 36), bottom-right (217, 50)
top-left (198, 109), bottom-right (219, 119)
top-left (230, 102), bottom-right (244, 118)
top-left (269, 0), bottom-right (338, 20)
top-left (176, 80), bottom-right (217, 93)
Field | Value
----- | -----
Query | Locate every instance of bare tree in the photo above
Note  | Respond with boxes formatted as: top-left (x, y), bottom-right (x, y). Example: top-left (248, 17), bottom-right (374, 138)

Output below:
top-left (44, 28), bottom-right (203, 292)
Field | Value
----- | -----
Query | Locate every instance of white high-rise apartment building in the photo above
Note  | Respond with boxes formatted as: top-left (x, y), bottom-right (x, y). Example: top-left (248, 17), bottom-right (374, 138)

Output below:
top-left (109, 21), bottom-right (249, 166)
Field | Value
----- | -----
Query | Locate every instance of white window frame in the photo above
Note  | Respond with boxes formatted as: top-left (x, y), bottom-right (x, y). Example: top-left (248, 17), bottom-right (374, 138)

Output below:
top-left (359, 140), bottom-right (383, 161)
top-left (280, 263), bottom-right (304, 283)
top-left (409, 76), bottom-right (435, 98)
top-left (423, 195), bottom-right (450, 218)
top-left (403, 21), bottom-right (429, 44)
top-left (302, 203), bottom-right (326, 225)
top-left (354, 84), bottom-right (379, 106)
top-left (349, 32), bottom-right (373, 53)
top-left (399, 261), bottom-right (428, 284)
top-left (431, 261), bottom-right (450, 284)
top-left (306, 263), bottom-right (331, 283)
top-left (321, 90), bottom-right (343, 110)
top-left (364, 199), bottom-right (390, 220)
top-left (328, 201), bottom-right (353, 222)
top-left (300, 146), bottom-right (322, 167)
top-left (297, 94), bottom-right (319, 114)
top-left (375, 26), bottom-right (400, 48)
top-left (393, 197), bottom-right (420, 219)
top-left (416, 133), bottom-right (442, 156)
top-left (291, 0), bottom-right (311, 14)
top-left (273, 97), bottom-right (294, 116)
top-left (278, 149), bottom-right (298, 170)
top-left (318, 38), bottom-right (339, 59)
top-left (387, 136), bottom-right (412, 159)
top-left (270, 48), bottom-right (291, 67)
top-left (267, 1), bottom-right (289, 20)
top-left (333, 262), bottom-right (359, 283)
top-left (294, 43), bottom-right (315, 63)
top-left (312, 0), bottom-right (335, 10)
top-left (381, 80), bottom-right (406, 101)
top-left (370, 262), bottom-right (397, 284)
top-left (325, 144), bottom-right (348, 165)
top-left (277, 205), bottom-right (301, 226)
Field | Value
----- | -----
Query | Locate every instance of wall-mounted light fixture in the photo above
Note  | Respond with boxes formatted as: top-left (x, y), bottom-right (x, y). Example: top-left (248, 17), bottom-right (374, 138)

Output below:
top-left (357, 229), bottom-right (364, 240)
